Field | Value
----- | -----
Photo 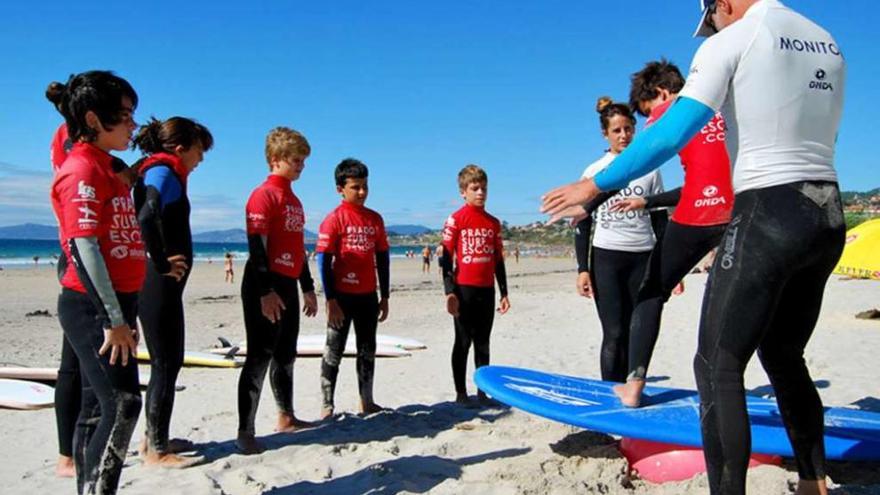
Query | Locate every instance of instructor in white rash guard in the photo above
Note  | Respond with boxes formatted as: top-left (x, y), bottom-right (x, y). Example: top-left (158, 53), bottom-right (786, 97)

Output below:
top-left (541, 1), bottom-right (846, 494)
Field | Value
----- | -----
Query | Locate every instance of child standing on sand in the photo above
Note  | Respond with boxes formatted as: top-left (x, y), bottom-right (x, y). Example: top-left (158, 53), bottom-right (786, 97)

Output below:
top-left (316, 158), bottom-right (390, 418)
top-left (440, 164), bottom-right (510, 405)
top-left (236, 127), bottom-right (318, 454)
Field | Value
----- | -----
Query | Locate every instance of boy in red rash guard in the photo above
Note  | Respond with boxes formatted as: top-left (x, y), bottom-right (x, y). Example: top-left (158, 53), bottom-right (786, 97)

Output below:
top-left (317, 158), bottom-right (390, 419)
top-left (47, 71), bottom-right (144, 495)
top-left (236, 127), bottom-right (318, 455)
top-left (440, 164), bottom-right (510, 405)
top-left (610, 60), bottom-right (734, 407)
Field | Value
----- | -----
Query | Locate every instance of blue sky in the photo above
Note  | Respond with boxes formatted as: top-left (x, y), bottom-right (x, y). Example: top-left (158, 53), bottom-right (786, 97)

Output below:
top-left (1, 1), bottom-right (874, 232)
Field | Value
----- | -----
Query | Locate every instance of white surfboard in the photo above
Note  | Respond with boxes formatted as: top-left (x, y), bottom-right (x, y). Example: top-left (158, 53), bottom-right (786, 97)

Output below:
top-left (298, 334), bottom-right (427, 351)
top-left (0, 379), bottom-right (55, 410)
top-left (208, 341), bottom-right (411, 358)
top-left (0, 366), bottom-right (184, 390)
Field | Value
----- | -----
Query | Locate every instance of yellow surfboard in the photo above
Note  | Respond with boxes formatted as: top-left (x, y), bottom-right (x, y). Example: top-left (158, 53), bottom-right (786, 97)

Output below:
top-left (136, 348), bottom-right (243, 368)
top-left (834, 218), bottom-right (880, 280)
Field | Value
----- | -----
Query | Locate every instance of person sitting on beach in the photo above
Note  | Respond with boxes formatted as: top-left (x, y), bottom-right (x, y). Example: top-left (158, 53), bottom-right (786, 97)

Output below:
top-left (236, 127), bottom-right (318, 455)
top-left (606, 59), bottom-right (733, 408)
top-left (224, 252), bottom-right (234, 283)
top-left (316, 158), bottom-right (390, 419)
top-left (440, 164), bottom-right (510, 405)
top-left (133, 116), bottom-right (213, 468)
top-left (48, 70), bottom-right (145, 495)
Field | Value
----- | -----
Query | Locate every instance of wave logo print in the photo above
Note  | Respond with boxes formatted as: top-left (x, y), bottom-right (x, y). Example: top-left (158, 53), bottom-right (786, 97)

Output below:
top-left (110, 245), bottom-right (129, 259)
top-left (703, 185), bottom-right (718, 197)
top-left (506, 383), bottom-right (599, 407)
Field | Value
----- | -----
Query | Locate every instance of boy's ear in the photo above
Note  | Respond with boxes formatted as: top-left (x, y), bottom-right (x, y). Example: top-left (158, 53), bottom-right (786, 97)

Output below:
top-left (336, 184), bottom-right (344, 194)
top-left (173, 144), bottom-right (186, 156)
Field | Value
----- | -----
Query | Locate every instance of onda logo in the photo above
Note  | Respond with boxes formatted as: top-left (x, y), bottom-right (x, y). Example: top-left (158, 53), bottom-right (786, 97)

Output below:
top-left (703, 185), bottom-right (719, 197)
top-left (110, 245), bottom-right (128, 259)
top-left (809, 68), bottom-right (833, 91)
top-left (346, 272), bottom-right (356, 279)
top-left (282, 253), bottom-right (291, 260)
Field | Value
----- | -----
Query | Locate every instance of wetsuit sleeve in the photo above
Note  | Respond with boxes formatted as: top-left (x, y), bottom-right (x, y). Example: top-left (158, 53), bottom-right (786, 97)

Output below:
top-left (376, 250), bottom-right (390, 299)
top-left (644, 187), bottom-right (682, 209)
top-left (583, 190), bottom-right (619, 215)
top-left (592, 97), bottom-right (716, 191)
top-left (298, 253), bottom-right (315, 293)
top-left (440, 215), bottom-right (459, 295)
top-left (494, 221), bottom-right (508, 297)
top-left (440, 248), bottom-right (456, 295)
top-left (317, 252), bottom-right (337, 300)
top-left (70, 237), bottom-right (125, 328)
top-left (650, 209), bottom-right (669, 242)
top-left (137, 166), bottom-right (183, 274)
top-left (246, 234), bottom-right (274, 296)
top-left (574, 216), bottom-right (594, 273)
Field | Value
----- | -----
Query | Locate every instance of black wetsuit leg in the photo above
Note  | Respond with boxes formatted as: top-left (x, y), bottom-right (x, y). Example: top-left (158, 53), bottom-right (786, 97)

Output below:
top-left (55, 334), bottom-right (81, 458)
top-left (627, 221), bottom-right (726, 380)
top-left (58, 289), bottom-right (141, 495)
top-left (237, 263), bottom-right (300, 435)
top-left (590, 247), bottom-right (651, 383)
top-left (139, 259), bottom-right (188, 453)
top-left (451, 285), bottom-right (495, 394)
top-left (320, 292), bottom-right (379, 409)
top-left (693, 181), bottom-right (845, 494)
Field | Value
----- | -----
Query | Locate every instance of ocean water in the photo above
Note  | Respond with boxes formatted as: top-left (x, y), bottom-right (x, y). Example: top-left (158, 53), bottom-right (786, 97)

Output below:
top-left (0, 239), bottom-right (422, 268)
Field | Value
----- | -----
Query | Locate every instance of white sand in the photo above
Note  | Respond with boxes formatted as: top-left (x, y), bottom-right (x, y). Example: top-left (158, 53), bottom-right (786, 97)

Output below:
top-left (2, 258), bottom-right (880, 494)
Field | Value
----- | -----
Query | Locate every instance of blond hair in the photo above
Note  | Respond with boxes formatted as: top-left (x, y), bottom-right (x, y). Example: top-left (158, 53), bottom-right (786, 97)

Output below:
top-left (265, 127), bottom-right (311, 167)
top-left (457, 164), bottom-right (488, 191)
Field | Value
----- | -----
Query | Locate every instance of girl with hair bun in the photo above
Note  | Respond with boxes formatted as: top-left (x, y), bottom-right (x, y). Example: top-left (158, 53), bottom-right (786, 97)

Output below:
top-left (573, 96), bottom-right (667, 383)
top-left (48, 70), bottom-right (144, 495)
top-left (132, 116), bottom-right (213, 468)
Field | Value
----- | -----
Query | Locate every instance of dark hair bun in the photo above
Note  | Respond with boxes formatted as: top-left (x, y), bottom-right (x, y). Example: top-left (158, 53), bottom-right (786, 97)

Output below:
top-left (45, 81), bottom-right (66, 107)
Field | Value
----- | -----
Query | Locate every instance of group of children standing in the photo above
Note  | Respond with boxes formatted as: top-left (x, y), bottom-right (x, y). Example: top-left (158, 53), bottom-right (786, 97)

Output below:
top-left (46, 70), bottom-right (511, 494)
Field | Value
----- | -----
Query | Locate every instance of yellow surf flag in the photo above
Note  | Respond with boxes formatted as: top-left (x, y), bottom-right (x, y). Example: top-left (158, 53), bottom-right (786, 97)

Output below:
top-left (834, 218), bottom-right (880, 281)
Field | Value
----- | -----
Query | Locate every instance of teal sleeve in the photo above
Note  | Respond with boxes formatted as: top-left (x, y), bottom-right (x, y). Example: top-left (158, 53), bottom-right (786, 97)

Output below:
top-left (593, 97), bottom-right (715, 191)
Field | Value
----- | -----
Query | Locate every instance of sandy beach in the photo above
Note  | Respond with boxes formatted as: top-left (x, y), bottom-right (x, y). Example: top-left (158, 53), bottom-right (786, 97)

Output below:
top-left (2, 257), bottom-right (879, 494)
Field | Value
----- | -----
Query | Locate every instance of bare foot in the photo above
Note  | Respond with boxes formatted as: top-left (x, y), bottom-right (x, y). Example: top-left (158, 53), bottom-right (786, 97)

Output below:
top-left (795, 479), bottom-right (828, 495)
top-left (360, 401), bottom-right (386, 415)
top-left (142, 451), bottom-right (204, 469)
top-left (236, 433), bottom-right (265, 455)
top-left (613, 380), bottom-right (645, 408)
top-left (320, 406), bottom-right (335, 420)
top-left (55, 455), bottom-right (75, 478)
top-left (275, 413), bottom-right (315, 432)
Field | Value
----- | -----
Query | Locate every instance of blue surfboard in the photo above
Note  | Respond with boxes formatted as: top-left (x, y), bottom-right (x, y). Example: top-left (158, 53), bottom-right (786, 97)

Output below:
top-left (474, 366), bottom-right (880, 461)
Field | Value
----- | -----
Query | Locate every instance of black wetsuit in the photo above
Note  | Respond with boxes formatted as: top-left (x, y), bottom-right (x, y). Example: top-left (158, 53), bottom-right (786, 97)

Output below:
top-left (133, 161), bottom-right (192, 454)
top-left (440, 250), bottom-right (508, 395)
top-left (574, 193), bottom-right (668, 383)
top-left (695, 181), bottom-right (845, 489)
top-left (318, 251), bottom-right (390, 410)
top-left (237, 236), bottom-right (314, 435)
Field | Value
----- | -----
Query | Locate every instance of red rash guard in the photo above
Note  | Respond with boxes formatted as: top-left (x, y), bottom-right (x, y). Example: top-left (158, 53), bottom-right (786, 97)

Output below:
top-left (51, 143), bottom-right (146, 293)
top-left (316, 201), bottom-right (389, 294)
top-left (245, 175), bottom-right (307, 279)
top-left (441, 204), bottom-right (504, 288)
top-left (648, 99), bottom-right (734, 226)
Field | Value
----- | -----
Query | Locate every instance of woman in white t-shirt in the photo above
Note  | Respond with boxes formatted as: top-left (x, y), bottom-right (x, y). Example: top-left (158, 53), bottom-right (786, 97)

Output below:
top-left (573, 97), bottom-right (667, 382)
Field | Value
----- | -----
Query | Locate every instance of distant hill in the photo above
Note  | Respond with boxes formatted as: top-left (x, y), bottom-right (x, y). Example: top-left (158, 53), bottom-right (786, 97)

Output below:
top-left (842, 187), bottom-right (880, 203)
top-left (0, 223), bottom-right (58, 240)
top-left (386, 224), bottom-right (433, 236)
top-left (192, 228), bottom-right (318, 243)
